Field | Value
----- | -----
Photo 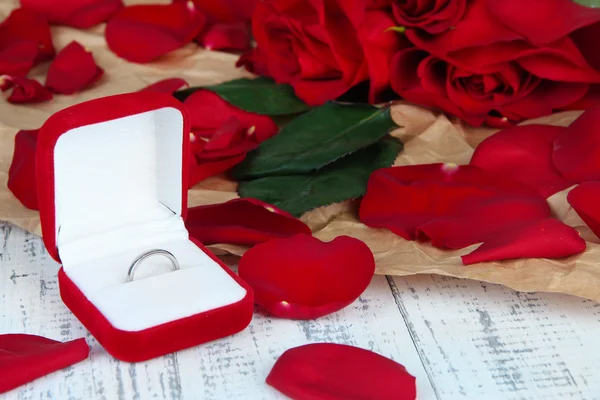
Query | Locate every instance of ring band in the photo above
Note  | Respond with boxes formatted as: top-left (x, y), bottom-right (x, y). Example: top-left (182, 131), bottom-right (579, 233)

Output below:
top-left (127, 249), bottom-right (180, 282)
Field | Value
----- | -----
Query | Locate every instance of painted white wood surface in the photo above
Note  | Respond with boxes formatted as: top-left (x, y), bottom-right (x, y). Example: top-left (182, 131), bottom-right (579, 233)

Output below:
top-left (0, 222), bottom-right (434, 400)
top-left (3, 222), bottom-right (600, 400)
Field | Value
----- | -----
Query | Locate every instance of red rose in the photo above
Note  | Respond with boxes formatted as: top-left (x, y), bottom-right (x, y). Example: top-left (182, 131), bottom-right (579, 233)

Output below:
top-left (393, 0), bottom-right (467, 34)
top-left (395, 0), bottom-right (600, 125)
top-left (243, 0), bottom-right (405, 105)
top-left (391, 48), bottom-right (590, 127)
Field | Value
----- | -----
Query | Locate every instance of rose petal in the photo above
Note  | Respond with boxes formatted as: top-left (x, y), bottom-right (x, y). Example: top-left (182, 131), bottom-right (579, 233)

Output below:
top-left (8, 129), bottom-right (38, 210)
top-left (0, 8), bottom-right (54, 64)
top-left (138, 78), bottom-right (188, 94)
top-left (0, 41), bottom-right (38, 77)
top-left (238, 235), bottom-right (375, 320)
top-left (486, 0), bottom-right (600, 45)
top-left (470, 124), bottom-right (573, 198)
top-left (20, 0), bottom-right (123, 28)
top-left (184, 89), bottom-right (278, 140)
top-left (197, 117), bottom-right (259, 159)
top-left (567, 182), bottom-right (600, 239)
top-left (462, 218), bottom-right (585, 265)
top-left (417, 196), bottom-right (550, 249)
top-left (46, 41), bottom-right (103, 94)
top-left (188, 153), bottom-right (245, 187)
top-left (6, 77), bottom-right (52, 103)
top-left (267, 343), bottom-right (416, 400)
top-left (198, 22), bottom-right (251, 51)
top-left (553, 103), bottom-right (600, 182)
top-left (360, 164), bottom-right (543, 240)
top-left (185, 0), bottom-right (258, 23)
top-left (105, 1), bottom-right (206, 63)
top-left (186, 198), bottom-right (311, 246)
top-left (0, 334), bottom-right (89, 394)
top-left (236, 47), bottom-right (270, 77)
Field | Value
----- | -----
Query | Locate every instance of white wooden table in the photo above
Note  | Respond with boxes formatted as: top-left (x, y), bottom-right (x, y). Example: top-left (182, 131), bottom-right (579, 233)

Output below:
top-left (2, 221), bottom-right (600, 400)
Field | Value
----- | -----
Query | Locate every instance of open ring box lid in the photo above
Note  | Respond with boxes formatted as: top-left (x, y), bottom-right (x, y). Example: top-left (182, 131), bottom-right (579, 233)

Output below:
top-left (36, 92), bottom-right (253, 362)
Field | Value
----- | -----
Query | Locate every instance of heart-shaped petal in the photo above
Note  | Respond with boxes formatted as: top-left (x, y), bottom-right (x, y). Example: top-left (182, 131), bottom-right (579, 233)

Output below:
top-left (0, 8), bottom-right (54, 64)
top-left (138, 78), bottom-right (188, 94)
top-left (5, 76), bottom-right (52, 103)
top-left (46, 41), bottom-right (103, 94)
top-left (0, 334), bottom-right (89, 394)
top-left (567, 182), bottom-right (600, 239)
top-left (8, 129), bottom-right (39, 210)
top-left (462, 218), bottom-right (585, 265)
top-left (360, 164), bottom-right (544, 241)
top-left (20, 0), bottom-right (123, 28)
top-left (267, 343), bottom-right (417, 400)
top-left (471, 124), bottom-right (573, 198)
top-left (553, 104), bottom-right (600, 183)
top-left (105, 1), bottom-right (206, 63)
top-left (238, 234), bottom-right (375, 320)
top-left (186, 198), bottom-right (311, 246)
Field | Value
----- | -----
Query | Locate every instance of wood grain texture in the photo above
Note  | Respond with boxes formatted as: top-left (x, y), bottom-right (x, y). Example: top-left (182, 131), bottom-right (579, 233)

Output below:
top-left (390, 275), bottom-right (600, 400)
top-left (0, 222), bottom-right (434, 400)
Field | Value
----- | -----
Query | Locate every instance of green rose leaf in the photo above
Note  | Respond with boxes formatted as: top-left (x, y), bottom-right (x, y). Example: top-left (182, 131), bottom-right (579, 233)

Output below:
top-left (237, 136), bottom-right (403, 217)
top-left (574, 0), bottom-right (600, 7)
top-left (233, 102), bottom-right (398, 180)
top-left (173, 77), bottom-right (310, 116)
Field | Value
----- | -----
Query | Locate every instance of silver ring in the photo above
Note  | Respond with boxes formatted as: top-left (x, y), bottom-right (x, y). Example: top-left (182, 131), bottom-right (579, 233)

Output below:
top-left (127, 249), bottom-right (180, 282)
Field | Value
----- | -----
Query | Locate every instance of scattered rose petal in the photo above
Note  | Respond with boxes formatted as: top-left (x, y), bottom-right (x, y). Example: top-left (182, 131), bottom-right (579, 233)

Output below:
top-left (20, 0), bottom-right (123, 29)
top-left (0, 8), bottom-right (54, 66)
top-left (197, 117), bottom-right (258, 160)
top-left (238, 235), bottom-right (375, 320)
top-left (184, 89), bottom-right (278, 139)
top-left (567, 182), bottom-right (600, 239)
top-left (236, 47), bottom-right (270, 77)
top-left (360, 164), bottom-right (545, 241)
top-left (8, 129), bottom-right (38, 210)
top-left (186, 198), bottom-right (311, 246)
top-left (45, 41), bottom-right (103, 94)
top-left (0, 41), bottom-right (38, 77)
top-left (197, 22), bottom-right (251, 51)
top-left (0, 334), bottom-right (89, 394)
top-left (4, 76), bottom-right (52, 103)
top-left (470, 124), bottom-right (573, 198)
top-left (462, 218), bottom-right (585, 265)
top-left (138, 78), bottom-right (188, 94)
top-left (267, 343), bottom-right (417, 400)
top-left (185, 0), bottom-right (258, 23)
top-left (189, 153), bottom-right (245, 187)
top-left (553, 104), bottom-right (600, 183)
top-left (105, 2), bottom-right (206, 63)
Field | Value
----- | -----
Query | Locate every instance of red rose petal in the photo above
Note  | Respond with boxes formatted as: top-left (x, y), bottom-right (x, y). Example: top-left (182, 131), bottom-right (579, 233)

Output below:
top-left (184, 89), bottom-right (278, 140)
top-left (20, 0), bottom-right (123, 29)
top-left (138, 78), bottom-right (188, 94)
top-left (0, 8), bottom-right (54, 64)
top-left (185, 0), bottom-right (258, 23)
top-left (470, 124), bottom-right (573, 198)
top-left (267, 343), bottom-right (416, 400)
top-left (567, 182), bottom-right (600, 239)
top-left (8, 129), bottom-right (39, 210)
top-left (462, 218), bottom-right (585, 265)
top-left (188, 153), bottom-right (245, 187)
top-left (360, 164), bottom-right (544, 241)
top-left (238, 235), bottom-right (375, 320)
top-left (0, 41), bottom-right (38, 77)
top-left (417, 196), bottom-right (550, 249)
top-left (0, 334), bottom-right (89, 394)
top-left (553, 104), bottom-right (600, 183)
top-left (486, 0), bottom-right (600, 45)
top-left (196, 118), bottom-right (259, 160)
top-left (186, 198), bottom-right (311, 246)
top-left (46, 41), bottom-right (103, 94)
top-left (6, 77), bottom-right (52, 103)
top-left (198, 22), bottom-right (251, 51)
top-left (236, 47), bottom-right (270, 77)
top-left (105, 2), bottom-right (206, 63)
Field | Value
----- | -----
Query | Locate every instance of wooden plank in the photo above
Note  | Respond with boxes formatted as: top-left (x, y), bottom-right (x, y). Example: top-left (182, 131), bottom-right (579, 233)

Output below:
top-left (390, 274), bottom-right (600, 400)
top-left (0, 223), bottom-right (435, 399)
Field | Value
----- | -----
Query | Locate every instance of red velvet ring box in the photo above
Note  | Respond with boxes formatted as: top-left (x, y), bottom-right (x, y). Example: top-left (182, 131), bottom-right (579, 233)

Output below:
top-left (36, 92), bottom-right (254, 362)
